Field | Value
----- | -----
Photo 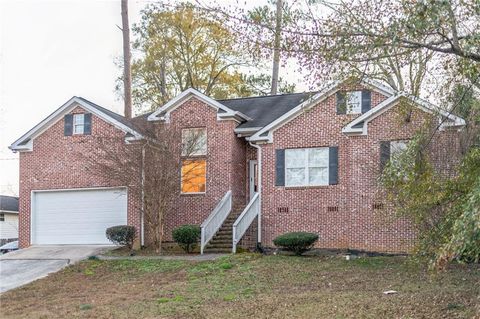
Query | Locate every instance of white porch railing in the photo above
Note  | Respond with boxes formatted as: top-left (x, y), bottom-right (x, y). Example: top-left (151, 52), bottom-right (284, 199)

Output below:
top-left (200, 190), bottom-right (232, 254)
top-left (232, 193), bottom-right (260, 253)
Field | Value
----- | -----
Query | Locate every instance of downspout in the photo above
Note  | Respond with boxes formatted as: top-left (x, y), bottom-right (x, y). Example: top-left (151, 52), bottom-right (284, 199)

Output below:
top-left (249, 141), bottom-right (262, 244)
top-left (140, 143), bottom-right (146, 247)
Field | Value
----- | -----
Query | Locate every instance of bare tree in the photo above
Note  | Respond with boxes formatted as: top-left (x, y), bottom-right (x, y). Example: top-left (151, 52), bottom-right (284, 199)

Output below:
top-left (121, 0), bottom-right (132, 119)
top-left (83, 124), bottom-right (206, 253)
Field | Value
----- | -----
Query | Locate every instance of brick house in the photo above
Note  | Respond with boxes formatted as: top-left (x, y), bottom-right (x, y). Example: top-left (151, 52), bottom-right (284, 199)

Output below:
top-left (9, 79), bottom-right (465, 253)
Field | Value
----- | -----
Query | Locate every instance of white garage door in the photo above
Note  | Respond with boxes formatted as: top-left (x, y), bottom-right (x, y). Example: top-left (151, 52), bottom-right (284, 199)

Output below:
top-left (32, 188), bottom-right (128, 245)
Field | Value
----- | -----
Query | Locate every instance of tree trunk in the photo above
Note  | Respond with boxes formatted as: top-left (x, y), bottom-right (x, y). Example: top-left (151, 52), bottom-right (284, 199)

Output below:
top-left (121, 0), bottom-right (132, 119)
top-left (155, 221), bottom-right (161, 254)
top-left (159, 58), bottom-right (168, 101)
top-left (270, 0), bottom-right (283, 95)
top-left (155, 210), bottom-right (163, 254)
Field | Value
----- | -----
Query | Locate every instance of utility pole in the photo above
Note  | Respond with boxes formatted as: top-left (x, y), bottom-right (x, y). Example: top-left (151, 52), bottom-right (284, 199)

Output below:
top-left (270, 0), bottom-right (282, 95)
top-left (121, 0), bottom-right (132, 119)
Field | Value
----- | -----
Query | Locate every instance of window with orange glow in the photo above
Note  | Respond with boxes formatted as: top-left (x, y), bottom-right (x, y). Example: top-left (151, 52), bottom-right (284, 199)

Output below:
top-left (181, 159), bottom-right (206, 193)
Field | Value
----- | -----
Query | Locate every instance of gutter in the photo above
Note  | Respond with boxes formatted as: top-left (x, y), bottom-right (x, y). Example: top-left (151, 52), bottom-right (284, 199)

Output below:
top-left (234, 127), bottom-right (262, 138)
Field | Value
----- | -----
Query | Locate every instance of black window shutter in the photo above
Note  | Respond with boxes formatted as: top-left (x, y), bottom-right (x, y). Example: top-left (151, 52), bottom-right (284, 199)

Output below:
top-left (84, 113), bottom-right (92, 135)
top-left (336, 91), bottom-right (346, 114)
top-left (361, 90), bottom-right (371, 113)
top-left (64, 114), bottom-right (73, 136)
top-left (380, 141), bottom-right (391, 171)
top-left (329, 146), bottom-right (339, 185)
top-left (275, 149), bottom-right (285, 186)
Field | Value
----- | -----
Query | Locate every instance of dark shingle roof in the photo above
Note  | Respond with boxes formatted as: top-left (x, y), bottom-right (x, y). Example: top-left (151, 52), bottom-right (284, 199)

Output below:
top-left (0, 195), bottom-right (19, 213)
top-left (76, 97), bottom-right (144, 133)
top-left (102, 92), bottom-right (315, 134)
top-left (218, 92), bottom-right (314, 129)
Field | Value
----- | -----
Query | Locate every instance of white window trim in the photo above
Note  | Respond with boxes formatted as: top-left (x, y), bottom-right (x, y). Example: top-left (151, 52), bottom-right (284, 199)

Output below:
top-left (181, 128), bottom-right (207, 157)
top-left (180, 159), bottom-right (207, 195)
top-left (285, 147), bottom-right (329, 187)
top-left (73, 113), bottom-right (85, 135)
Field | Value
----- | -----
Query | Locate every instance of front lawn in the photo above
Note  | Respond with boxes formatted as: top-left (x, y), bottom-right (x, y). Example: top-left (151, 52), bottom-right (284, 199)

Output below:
top-left (1, 254), bottom-right (479, 318)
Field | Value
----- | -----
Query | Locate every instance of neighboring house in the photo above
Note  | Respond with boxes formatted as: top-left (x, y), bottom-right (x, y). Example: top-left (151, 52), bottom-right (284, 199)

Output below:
top-left (9, 79), bottom-right (465, 253)
top-left (0, 195), bottom-right (19, 245)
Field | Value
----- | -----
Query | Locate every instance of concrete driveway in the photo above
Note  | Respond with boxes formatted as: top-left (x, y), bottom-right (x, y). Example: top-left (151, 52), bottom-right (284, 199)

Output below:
top-left (0, 245), bottom-right (114, 293)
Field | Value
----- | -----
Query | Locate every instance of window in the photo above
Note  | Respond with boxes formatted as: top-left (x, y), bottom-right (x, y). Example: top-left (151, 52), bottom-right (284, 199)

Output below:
top-left (390, 140), bottom-right (408, 163)
top-left (0, 213), bottom-right (4, 222)
top-left (336, 90), bottom-right (371, 115)
top-left (64, 113), bottom-right (91, 136)
top-left (182, 128), bottom-right (207, 156)
top-left (181, 159), bottom-right (206, 193)
top-left (346, 91), bottom-right (362, 114)
top-left (381, 140), bottom-right (410, 171)
top-left (285, 148), bottom-right (329, 186)
top-left (73, 114), bottom-right (85, 135)
top-left (181, 128), bottom-right (207, 193)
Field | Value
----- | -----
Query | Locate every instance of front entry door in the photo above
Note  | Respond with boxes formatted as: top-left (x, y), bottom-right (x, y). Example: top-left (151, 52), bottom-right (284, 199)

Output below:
top-left (249, 160), bottom-right (258, 200)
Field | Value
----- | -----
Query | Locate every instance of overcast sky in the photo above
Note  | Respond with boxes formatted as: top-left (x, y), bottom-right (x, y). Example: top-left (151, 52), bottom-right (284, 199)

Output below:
top-left (1, 0), bottom-right (298, 196)
top-left (0, 0), bottom-right (151, 196)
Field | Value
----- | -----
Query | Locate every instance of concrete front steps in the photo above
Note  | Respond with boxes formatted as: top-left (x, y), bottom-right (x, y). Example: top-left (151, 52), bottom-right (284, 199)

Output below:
top-left (203, 212), bottom-right (240, 253)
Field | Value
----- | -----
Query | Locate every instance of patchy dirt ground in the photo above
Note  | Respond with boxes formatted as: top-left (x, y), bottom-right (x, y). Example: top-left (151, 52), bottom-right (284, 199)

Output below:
top-left (102, 245), bottom-right (194, 256)
top-left (1, 254), bottom-right (479, 318)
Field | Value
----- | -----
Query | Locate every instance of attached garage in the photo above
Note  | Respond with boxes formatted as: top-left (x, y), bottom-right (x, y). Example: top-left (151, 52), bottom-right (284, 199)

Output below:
top-left (31, 187), bottom-right (128, 245)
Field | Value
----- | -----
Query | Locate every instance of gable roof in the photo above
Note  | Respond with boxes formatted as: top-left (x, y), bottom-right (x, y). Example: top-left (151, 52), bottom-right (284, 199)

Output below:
top-left (0, 195), bottom-right (19, 213)
top-left (147, 88), bottom-right (251, 122)
top-left (11, 79), bottom-right (465, 152)
top-left (248, 81), bottom-right (341, 142)
top-left (10, 96), bottom-right (144, 152)
top-left (75, 97), bottom-right (143, 133)
top-left (342, 93), bottom-right (466, 135)
top-left (247, 80), bottom-right (465, 142)
top-left (140, 79), bottom-right (398, 135)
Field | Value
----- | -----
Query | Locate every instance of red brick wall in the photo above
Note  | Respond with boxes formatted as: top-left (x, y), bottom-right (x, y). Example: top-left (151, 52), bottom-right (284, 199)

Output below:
top-left (259, 87), bottom-right (429, 253)
top-left (161, 97), bottom-right (248, 242)
top-left (18, 98), bottom-right (249, 248)
top-left (18, 105), bottom-right (142, 248)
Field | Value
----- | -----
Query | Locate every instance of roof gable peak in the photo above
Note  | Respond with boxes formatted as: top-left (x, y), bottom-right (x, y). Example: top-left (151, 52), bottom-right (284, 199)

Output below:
top-left (147, 88), bottom-right (251, 122)
top-left (10, 96), bottom-right (143, 152)
top-left (248, 78), bottom-right (464, 143)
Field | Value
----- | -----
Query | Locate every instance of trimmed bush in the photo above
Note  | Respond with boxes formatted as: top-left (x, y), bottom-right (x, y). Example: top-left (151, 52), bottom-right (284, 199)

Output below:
top-left (172, 225), bottom-right (201, 253)
top-left (273, 232), bottom-right (319, 256)
top-left (106, 225), bottom-right (136, 249)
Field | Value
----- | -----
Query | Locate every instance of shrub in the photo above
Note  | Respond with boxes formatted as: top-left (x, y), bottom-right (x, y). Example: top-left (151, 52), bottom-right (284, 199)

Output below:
top-left (219, 262), bottom-right (233, 270)
top-left (105, 225), bottom-right (136, 249)
top-left (172, 225), bottom-right (201, 253)
top-left (273, 232), bottom-right (319, 256)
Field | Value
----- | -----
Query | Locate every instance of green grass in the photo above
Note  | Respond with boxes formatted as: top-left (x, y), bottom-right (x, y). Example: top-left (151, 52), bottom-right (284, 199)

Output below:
top-left (79, 304), bottom-right (93, 311)
top-left (107, 259), bottom-right (188, 273)
top-left (1, 254), bottom-right (479, 319)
